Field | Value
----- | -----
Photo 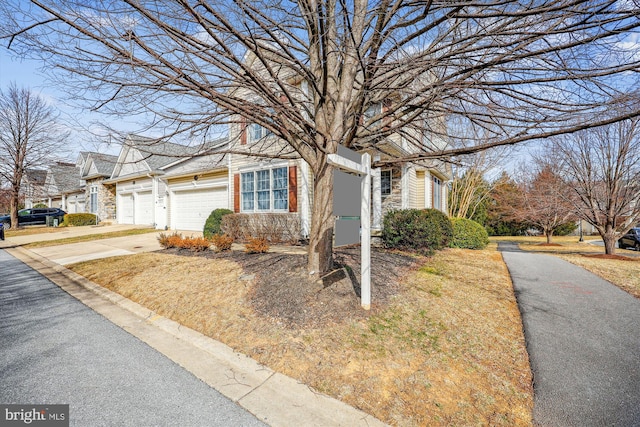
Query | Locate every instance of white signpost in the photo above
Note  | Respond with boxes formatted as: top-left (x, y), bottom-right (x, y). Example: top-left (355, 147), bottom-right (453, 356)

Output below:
top-left (328, 148), bottom-right (372, 310)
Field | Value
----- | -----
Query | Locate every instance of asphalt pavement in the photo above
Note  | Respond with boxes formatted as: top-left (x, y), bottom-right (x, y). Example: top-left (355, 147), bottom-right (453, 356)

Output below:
top-left (499, 242), bottom-right (640, 427)
top-left (0, 226), bottom-right (385, 427)
top-left (0, 249), bottom-right (267, 427)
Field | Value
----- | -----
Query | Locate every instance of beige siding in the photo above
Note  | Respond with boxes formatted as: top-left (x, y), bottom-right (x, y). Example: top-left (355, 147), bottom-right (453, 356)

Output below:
top-left (416, 170), bottom-right (425, 208)
top-left (425, 172), bottom-right (433, 209)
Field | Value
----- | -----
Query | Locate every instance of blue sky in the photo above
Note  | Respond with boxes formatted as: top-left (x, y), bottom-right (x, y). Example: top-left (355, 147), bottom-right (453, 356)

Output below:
top-left (0, 47), bottom-right (121, 158)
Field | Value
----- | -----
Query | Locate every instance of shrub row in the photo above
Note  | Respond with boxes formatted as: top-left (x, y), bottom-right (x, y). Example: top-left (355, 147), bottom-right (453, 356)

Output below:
top-left (157, 232), bottom-right (211, 252)
top-left (163, 208), bottom-right (486, 256)
top-left (62, 213), bottom-right (97, 227)
top-left (382, 209), bottom-right (488, 253)
top-left (157, 230), bottom-right (269, 254)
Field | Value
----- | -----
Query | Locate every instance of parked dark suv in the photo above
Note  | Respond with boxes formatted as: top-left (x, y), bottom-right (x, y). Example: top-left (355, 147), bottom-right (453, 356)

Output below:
top-left (618, 227), bottom-right (640, 251)
top-left (0, 208), bottom-right (66, 229)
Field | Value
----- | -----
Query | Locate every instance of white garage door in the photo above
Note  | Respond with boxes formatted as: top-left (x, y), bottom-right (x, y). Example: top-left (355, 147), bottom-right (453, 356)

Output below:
top-left (172, 187), bottom-right (227, 231)
top-left (135, 191), bottom-right (154, 225)
top-left (119, 194), bottom-right (134, 224)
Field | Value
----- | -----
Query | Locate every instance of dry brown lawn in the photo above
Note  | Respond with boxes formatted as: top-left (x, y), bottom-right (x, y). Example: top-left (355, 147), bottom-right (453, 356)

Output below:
top-left (68, 245), bottom-right (533, 426)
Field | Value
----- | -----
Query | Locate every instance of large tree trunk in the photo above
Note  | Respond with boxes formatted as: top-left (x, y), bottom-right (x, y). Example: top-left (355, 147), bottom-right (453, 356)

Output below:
top-left (599, 222), bottom-right (618, 254)
top-left (9, 185), bottom-right (20, 229)
top-left (307, 162), bottom-right (335, 276)
top-left (544, 228), bottom-right (553, 244)
top-left (602, 229), bottom-right (618, 255)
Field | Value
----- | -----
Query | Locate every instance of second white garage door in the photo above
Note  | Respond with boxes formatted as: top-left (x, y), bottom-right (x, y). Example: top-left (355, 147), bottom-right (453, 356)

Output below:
top-left (134, 191), bottom-right (154, 225)
top-left (172, 187), bottom-right (228, 231)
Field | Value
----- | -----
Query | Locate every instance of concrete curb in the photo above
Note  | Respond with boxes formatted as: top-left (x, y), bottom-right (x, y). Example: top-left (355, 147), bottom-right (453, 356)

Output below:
top-left (7, 246), bottom-right (387, 427)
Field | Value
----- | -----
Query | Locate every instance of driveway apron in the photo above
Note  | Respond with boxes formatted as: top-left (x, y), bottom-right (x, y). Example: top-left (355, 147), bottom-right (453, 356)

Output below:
top-left (499, 242), bottom-right (640, 427)
top-left (0, 249), bottom-right (265, 427)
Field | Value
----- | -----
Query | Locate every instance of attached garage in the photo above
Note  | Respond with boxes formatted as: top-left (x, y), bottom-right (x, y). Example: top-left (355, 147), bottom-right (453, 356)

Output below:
top-left (168, 174), bottom-right (228, 231)
top-left (134, 191), bottom-right (153, 225)
top-left (116, 178), bottom-right (154, 225)
top-left (118, 193), bottom-right (134, 224)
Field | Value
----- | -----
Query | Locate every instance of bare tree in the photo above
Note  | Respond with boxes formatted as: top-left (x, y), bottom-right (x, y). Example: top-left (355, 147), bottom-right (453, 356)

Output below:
top-left (552, 117), bottom-right (640, 254)
top-left (2, 1), bottom-right (639, 272)
top-left (0, 83), bottom-right (68, 228)
top-left (498, 164), bottom-right (576, 243)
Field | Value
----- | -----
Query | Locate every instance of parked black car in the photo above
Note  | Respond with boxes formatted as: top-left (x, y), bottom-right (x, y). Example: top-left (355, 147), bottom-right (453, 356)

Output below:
top-left (618, 227), bottom-right (640, 251)
top-left (0, 208), bottom-right (66, 229)
top-left (0, 223), bottom-right (4, 240)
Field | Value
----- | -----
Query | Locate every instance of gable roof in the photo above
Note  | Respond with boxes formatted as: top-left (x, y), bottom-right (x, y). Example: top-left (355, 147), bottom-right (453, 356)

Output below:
top-left (110, 134), bottom-right (227, 180)
top-left (46, 162), bottom-right (84, 195)
top-left (24, 169), bottom-right (47, 186)
top-left (81, 152), bottom-right (119, 180)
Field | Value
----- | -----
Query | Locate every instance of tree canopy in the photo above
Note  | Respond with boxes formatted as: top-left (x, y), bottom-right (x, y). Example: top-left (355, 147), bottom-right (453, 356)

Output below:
top-left (2, 0), bottom-right (639, 271)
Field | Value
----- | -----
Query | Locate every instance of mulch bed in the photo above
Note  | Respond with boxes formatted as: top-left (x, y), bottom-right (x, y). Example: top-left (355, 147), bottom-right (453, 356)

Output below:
top-left (161, 246), bottom-right (424, 328)
top-left (581, 253), bottom-right (640, 261)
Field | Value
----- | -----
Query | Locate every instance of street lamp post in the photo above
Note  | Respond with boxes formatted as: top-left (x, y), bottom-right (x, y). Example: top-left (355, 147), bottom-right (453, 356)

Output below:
top-left (579, 220), bottom-right (584, 242)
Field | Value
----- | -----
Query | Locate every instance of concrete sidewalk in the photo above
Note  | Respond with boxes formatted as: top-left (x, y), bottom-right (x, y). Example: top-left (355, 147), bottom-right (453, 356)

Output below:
top-left (2, 227), bottom-right (386, 427)
top-left (499, 242), bottom-right (640, 427)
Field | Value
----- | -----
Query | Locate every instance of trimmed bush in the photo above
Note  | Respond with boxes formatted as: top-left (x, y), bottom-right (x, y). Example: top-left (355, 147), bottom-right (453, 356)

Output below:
top-left (203, 208), bottom-right (234, 239)
top-left (158, 231), bottom-right (183, 249)
top-left (181, 236), bottom-right (211, 252)
top-left (554, 221), bottom-right (578, 236)
top-left (210, 234), bottom-right (234, 252)
top-left (382, 209), bottom-right (453, 255)
top-left (245, 237), bottom-right (270, 254)
top-left (62, 213), bottom-right (97, 226)
top-left (450, 217), bottom-right (489, 249)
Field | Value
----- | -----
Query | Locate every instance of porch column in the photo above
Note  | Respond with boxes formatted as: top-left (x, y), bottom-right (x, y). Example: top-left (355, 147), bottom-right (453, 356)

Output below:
top-left (401, 165), bottom-right (409, 209)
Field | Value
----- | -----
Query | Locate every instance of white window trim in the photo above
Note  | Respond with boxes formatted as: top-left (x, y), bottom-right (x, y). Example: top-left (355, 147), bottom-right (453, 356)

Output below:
top-left (89, 185), bottom-right (99, 214)
top-left (380, 169), bottom-right (392, 197)
top-left (240, 165), bottom-right (290, 213)
top-left (433, 176), bottom-right (442, 211)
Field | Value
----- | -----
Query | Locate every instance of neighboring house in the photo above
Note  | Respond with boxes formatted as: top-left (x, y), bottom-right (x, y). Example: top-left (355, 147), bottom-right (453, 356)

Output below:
top-left (41, 162), bottom-right (84, 211)
top-left (107, 135), bottom-right (227, 231)
top-left (21, 169), bottom-right (47, 208)
top-left (80, 152), bottom-right (119, 221)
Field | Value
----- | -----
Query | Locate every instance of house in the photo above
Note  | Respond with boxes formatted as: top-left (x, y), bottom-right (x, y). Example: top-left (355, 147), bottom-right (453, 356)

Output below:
top-left (106, 135), bottom-right (228, 231)
top-left (223, 53), bottom-right (451, 239)
top-left (21, 169), bottom-right (47, 208)
top-left (80, 152), bottom-right (119, 221)
top-left (41, 162), bottom-right (85, 211)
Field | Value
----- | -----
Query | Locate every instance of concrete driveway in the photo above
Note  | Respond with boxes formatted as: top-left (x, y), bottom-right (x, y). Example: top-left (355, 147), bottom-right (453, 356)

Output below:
top-left (0, 225), bottom-right (164, 265)
top-left (29, 232), bottom-right (164, 265)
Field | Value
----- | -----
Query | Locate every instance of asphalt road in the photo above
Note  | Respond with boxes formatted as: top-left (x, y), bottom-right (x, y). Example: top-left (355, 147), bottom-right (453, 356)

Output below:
top-left (0, 249), bottom-right (266, 427)
top-left (500, 242), bottom-right (640, 427)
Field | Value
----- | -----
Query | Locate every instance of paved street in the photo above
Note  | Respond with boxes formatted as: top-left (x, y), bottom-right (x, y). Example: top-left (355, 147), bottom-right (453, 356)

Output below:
top-left (0, 249), bottom-right (265, 427)
top-left (500, 242), bottom-right (640, 427)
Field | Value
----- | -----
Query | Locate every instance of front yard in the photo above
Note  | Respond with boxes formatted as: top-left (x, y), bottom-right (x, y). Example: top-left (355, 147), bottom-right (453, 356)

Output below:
top-left (67, 243), bottom-right (533, 426)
